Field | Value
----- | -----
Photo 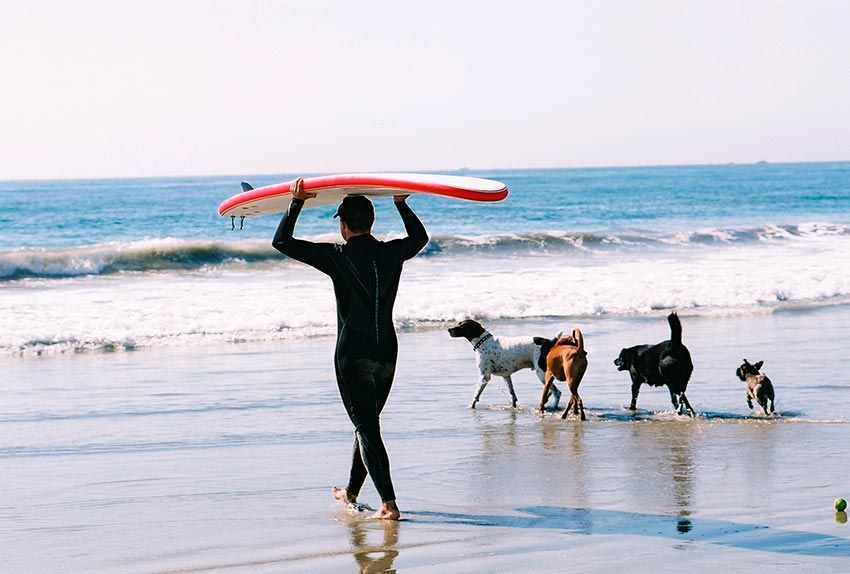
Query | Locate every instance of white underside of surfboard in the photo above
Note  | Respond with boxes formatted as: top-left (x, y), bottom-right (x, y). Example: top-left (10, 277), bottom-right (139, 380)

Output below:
top-left (218, 173), bottom-right (508, 217)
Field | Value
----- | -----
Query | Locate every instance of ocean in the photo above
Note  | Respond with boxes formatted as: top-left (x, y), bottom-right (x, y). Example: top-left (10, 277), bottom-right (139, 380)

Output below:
top-left (2, 162), bottom-right (850, 573)
top-left (2, 161), bottom-right (849, 355)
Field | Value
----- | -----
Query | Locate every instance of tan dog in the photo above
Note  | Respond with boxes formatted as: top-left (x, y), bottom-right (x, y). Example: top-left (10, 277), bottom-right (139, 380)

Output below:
top-left (537, 329), bottom-right (588, 420)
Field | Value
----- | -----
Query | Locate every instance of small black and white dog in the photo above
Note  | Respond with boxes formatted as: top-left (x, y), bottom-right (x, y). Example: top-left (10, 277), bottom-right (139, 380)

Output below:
top-left (736, 359), bottom-right (775, 415)
top-left (448, 319), bottom-right (561, 409)
top-left (614, 312), bottom-right (695, 416)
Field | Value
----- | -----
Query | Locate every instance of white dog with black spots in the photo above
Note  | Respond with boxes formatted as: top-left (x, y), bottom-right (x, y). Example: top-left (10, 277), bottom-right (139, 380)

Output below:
top-left (448, 319), bottom-right (562, 409)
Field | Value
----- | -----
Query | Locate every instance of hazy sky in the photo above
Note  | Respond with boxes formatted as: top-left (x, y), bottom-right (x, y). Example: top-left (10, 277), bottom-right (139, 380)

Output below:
top-left (1, 0), bottom-right (848, 179)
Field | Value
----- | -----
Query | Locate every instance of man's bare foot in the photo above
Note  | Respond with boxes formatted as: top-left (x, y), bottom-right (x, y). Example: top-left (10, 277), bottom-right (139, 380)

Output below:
top-left (333, 486), bottom-right (356, 504)
top-left (371, 500), bottom-right (401, 520)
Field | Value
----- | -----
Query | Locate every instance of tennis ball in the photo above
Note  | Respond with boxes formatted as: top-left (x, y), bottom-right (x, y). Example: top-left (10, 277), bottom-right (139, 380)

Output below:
top-left (835, 498), bottom-right (847, 512)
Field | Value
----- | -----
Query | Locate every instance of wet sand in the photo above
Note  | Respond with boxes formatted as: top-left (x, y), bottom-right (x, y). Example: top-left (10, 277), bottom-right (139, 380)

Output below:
top-left (2, 307), bottom-right (849, 573)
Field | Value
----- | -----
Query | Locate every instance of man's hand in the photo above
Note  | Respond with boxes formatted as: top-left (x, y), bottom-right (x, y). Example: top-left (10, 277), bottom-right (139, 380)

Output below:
top-left (291, 177), bottom-right (317, 201)
top-left (393, 194), bottom-right (410, 203)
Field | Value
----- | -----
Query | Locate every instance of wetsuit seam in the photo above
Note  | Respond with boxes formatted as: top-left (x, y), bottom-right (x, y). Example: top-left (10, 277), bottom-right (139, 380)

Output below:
top-left (373, 261), bottom-right (380, 347)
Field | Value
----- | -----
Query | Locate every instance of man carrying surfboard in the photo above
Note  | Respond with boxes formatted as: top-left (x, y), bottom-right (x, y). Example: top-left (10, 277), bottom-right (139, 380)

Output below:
top-left (272, 177), bottom-right (428, 520)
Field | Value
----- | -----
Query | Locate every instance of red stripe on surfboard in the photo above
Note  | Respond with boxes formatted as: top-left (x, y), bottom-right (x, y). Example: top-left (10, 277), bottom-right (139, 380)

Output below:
top-left (217, 175), bottom-right (508, 216)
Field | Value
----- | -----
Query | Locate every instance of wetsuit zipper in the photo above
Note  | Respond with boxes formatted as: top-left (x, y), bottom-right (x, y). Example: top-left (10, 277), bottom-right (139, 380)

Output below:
top-left (373, 261), bottom-right (380, 346)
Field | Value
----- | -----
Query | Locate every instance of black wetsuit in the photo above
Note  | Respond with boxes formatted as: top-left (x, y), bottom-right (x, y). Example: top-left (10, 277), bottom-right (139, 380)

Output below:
top-left (272, 198), bottom-right (428, 502)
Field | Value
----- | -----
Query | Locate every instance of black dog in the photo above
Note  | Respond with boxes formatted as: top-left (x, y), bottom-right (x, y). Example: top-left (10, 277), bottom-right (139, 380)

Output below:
top-left (614, 312), bottom-right (695, 416)
top-left (736, 359), bottom-right (775, 415)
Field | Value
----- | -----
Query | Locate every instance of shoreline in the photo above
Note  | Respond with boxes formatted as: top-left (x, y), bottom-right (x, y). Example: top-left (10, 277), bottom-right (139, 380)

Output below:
top-left (4, 298), bottom-right (850, 360)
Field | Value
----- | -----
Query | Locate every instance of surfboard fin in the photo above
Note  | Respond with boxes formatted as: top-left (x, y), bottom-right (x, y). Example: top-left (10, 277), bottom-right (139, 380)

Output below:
top-left (230, 215), bottom-right (246, 231)
top-left (240, 182), bottom-right (254, 192)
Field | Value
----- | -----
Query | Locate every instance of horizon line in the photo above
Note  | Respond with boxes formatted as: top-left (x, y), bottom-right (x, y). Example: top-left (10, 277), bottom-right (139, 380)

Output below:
top-left (1, 158), bottom-right (848, 185)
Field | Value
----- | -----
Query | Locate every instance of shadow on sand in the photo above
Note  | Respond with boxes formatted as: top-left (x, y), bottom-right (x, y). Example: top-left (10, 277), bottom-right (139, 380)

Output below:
top-left (413, 506), bottom-right (849, 557)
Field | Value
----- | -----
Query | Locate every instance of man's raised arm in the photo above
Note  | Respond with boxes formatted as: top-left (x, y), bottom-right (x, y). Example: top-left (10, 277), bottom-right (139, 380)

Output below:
top-left (272, 178), bottom-right (334, 273)
top-left (393, 195), bottom-right (429, 260)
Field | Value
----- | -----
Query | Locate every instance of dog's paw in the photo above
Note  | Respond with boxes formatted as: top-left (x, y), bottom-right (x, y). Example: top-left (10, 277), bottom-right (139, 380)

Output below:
top-left (468, 402), bottom-right (477, 409)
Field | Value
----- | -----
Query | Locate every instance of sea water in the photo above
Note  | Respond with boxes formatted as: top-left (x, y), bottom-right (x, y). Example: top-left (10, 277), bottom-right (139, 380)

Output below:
top-left (1, 162), bottom-right (849, 355)
top-left (3, 163), bottom-right (850, 573)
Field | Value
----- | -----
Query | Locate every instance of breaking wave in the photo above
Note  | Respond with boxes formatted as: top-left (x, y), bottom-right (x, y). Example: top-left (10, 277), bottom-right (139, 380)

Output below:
top-left (2, 222), bottom-right (848, 281)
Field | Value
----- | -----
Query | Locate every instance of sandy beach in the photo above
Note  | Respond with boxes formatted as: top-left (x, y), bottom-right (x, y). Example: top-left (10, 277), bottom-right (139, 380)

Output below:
top-left (3, 306), bottom-right (849, 573)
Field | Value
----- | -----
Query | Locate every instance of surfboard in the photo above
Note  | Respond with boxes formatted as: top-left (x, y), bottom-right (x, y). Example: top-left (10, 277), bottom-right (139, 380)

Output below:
top-left (218, 173), bottom-right (509, 218)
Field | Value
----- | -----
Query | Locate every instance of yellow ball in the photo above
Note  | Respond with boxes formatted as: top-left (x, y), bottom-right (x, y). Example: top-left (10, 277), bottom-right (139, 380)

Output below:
top-left (835, 498), bottom-right (847, 512)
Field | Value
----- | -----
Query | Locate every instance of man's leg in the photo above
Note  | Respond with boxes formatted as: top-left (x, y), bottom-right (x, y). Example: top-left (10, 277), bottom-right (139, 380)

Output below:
top-left (334, 355), bottom-right (399, 518)
top-left (347, 358), bottom-right (396, 503)
top-left (368, 359), bottom-right (400, 519)
top-left (345, 358), bottom-right (396, 500)
top-left (352, 417), bottom-right (396, 504)
top-left (333, 346), bottom-right (367, 504)
top-left (344, 435), bottom-right (368, 501)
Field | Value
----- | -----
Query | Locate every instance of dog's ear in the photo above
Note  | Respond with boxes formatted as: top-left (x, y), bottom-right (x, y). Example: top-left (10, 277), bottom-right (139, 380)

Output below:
top-left (460, 319), bottom-right (484, 337)
top-left (754, 360), bottom-right (764, 371)
top-left (533, 337), bottom-right (550, 346)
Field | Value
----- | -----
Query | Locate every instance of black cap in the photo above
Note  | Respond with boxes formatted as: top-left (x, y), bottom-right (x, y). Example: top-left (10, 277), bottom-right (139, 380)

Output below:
top-left (333, 195), bottom-right (375, 231)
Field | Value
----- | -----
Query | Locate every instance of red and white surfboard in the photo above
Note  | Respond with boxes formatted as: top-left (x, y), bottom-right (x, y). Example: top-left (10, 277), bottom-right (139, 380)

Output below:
top-left (218, 173), bottom-right (509, 217)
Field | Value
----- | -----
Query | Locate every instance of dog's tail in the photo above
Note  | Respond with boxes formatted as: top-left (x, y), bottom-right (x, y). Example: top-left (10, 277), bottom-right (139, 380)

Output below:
top-left (572, 328), bottom-right (585, 355)
top-left (668, 312), bottom-right (683, 345)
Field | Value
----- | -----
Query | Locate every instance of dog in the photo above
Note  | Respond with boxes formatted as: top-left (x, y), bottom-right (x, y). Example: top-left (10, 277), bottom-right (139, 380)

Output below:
top-left (736, 359), bottom-right (775, 415)
top-left (614, 312), bottom-right (695, 417)
top-left (448, 319), bottom-right (562, 409)
top-left (537, 329), bottom-right (588, 420)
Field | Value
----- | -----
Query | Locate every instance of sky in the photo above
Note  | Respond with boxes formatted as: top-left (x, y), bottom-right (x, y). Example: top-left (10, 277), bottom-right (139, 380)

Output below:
top-left (1, 0), bottom-right (848, 180)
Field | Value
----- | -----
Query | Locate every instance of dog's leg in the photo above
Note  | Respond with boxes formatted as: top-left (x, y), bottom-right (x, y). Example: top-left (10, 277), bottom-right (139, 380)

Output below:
top-left (503, 375), bottom-right (518, 408)
top-left (769, 397), bottom-right (775, 414)
top-left (548, 383), bottom-right (562, 409)
top-left (470, 375), bottom-right (490, 409)
top-left (746, 393), bottom-right (754, 410)
top-left (675, 394), bottom-right (685, 415)
top-left (539, 376), bottom-right (555, 412)
top-left (668, 387), bottom-right (680, 411)
top-left (629, 380), bottom-right (641, 411)
top-left (577, 395), bottom-right (586, 421)
top-left (680, 393), bottom-right (696, 417)
top-left (561, 395), bottom-right (575, 419)
top-left (537, 370), bottom-right (561, 409)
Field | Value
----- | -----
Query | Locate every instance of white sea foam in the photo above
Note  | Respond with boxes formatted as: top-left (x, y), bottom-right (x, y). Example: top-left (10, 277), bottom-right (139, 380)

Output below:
top-left (2, 225), bottom-right (850, 355)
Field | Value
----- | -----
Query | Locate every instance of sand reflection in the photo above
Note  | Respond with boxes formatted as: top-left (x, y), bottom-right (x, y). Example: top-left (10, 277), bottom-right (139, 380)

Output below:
top-left (626, 421), bottom-right (695, 521)
top-left (474, 407), bottom-right (519, 453)
top-left (348, 520), bottom-right (400, 574)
